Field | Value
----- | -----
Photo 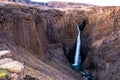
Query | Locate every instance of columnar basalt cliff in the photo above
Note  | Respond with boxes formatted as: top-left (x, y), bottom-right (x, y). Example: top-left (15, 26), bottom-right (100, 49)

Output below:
top-left (0, 2), bottom-right (86, 80)
top-left (0, 2), bottom-right (120, 80)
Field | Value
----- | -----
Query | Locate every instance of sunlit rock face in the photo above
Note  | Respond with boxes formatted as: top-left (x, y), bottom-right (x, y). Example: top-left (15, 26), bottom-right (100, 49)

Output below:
top-left (0, 1), bottom-right (120, 80)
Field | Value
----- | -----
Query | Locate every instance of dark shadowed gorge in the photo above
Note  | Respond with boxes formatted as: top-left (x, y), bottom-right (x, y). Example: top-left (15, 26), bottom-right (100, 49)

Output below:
top-left (0, 1), bottom-right (120, 80)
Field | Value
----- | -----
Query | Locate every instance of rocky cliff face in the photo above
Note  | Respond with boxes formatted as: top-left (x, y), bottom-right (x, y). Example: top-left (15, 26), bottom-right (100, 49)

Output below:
top-left (0, 2), bottom-right (85, 80)
top-left (0, 2), bottom-right (120, 80)
top-left (82, 7), bottom-right (120, 80)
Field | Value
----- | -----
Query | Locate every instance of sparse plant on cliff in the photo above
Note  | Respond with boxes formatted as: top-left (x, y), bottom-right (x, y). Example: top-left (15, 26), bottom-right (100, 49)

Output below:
top-left (0, 68), bottom-right (9, 80)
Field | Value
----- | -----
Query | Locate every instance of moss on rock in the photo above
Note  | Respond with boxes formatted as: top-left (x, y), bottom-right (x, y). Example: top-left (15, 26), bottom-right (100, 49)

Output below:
top-left (0, 68), bottom-right (9, 80)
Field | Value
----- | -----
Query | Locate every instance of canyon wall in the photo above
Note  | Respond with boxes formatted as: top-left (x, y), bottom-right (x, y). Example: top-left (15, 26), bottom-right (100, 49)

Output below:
top-left (82, 7), bottom-right (120, 80)
top-left (0, 4), bottom-right (45, 59)
top-left (0, 3), bottom-right (86, 80)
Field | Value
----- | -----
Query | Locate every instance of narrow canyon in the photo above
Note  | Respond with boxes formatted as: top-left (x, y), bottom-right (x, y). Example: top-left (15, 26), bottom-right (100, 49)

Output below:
top-left (0, 1), bottom-right (120, 80)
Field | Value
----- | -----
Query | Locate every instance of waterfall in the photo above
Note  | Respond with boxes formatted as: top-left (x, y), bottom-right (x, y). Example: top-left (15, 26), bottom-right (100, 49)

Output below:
top-left (63, 21), bottom-right (94, 80)
top-left (71, 24), bottom-right (94, 80)
top-left (71, 25), bottom-right (81, 70)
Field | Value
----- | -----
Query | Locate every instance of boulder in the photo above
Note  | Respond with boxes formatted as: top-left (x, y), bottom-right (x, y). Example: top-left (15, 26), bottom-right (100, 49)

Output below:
top-left (0, 50), bottom-right (12, 59)
top-left (0, 61), bottom-right (24, 74)
top-left (0, 58), bottom-right (13, 65)
top-left (0, 61), bottom-right (24, 80)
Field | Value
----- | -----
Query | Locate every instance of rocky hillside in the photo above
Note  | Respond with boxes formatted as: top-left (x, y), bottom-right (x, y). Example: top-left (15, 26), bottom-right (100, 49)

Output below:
top-left (82, 7), bottom-right (120, 80)
top-left (0, 2), bottom-right (84, 80)
top-left (0, 1), bottom-right (120, 80)
top-left (2, 0), bottom-right (95, 8)
top-left (46, 1), bottom-right (95, 8)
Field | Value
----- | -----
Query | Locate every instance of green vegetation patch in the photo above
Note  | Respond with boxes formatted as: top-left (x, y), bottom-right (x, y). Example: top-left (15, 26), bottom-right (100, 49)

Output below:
top-left (0, 68), bottom-right (9, 79)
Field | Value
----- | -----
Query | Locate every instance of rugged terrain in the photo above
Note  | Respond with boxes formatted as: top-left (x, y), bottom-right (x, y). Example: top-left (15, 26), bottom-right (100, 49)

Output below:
top-left (2, 0), bottom-right (95, 8)
top-left (0, 1), bottom-right (120, 80)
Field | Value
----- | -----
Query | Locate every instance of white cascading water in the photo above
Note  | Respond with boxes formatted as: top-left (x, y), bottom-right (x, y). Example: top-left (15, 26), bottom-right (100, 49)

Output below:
top-left (71, 24), bottom-right (94, 80)
top-left (72, 25), bottom-right (81, 66)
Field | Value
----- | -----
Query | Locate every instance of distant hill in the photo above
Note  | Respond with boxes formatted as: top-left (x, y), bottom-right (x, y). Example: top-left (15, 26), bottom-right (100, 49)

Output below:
top-left (6, 0), bottom-right (95, 8)
top-left (47, 1), bottom-right (95, 8)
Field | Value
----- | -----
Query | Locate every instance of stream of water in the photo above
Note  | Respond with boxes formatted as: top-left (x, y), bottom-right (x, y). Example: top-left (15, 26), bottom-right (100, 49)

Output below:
top-left (71, 24), bottom-right (94, 80)
top-left (71, 25), bottom-right (81, 70)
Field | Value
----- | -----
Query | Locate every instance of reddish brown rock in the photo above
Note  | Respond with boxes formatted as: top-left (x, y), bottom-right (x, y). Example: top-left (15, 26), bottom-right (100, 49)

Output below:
top-left (0, 3), bottom-right (83, 80)
top-left (82, 7), bottom-right (120, 80)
